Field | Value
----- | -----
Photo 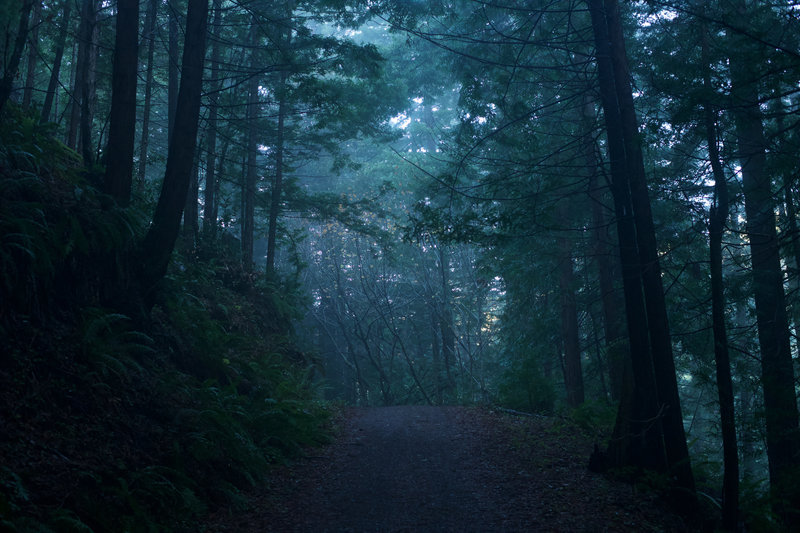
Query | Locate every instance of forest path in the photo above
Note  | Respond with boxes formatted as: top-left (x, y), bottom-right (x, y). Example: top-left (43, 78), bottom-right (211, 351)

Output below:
top-left (205, 405), bottom-right (690, 532)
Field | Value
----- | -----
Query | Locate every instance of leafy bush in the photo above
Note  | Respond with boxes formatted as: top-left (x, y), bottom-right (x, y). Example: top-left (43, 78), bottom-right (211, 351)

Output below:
top-left (497, 353), bottom-right (555, 415)
top-left (0, 109), bottom-right (330, 532)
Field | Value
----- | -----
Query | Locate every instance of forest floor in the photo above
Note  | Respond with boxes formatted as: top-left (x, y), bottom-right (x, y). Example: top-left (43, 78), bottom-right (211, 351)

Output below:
top-left (205, 405), bottom-right (696, 532)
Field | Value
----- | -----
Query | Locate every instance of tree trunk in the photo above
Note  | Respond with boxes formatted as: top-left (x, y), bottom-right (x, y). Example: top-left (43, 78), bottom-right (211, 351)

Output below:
top-left (266, 13), bottom-right (293, 276)
top-left (702, 28), bottom-right (738, 531)
top-left (136, 0), bottom-right (158, 193)
top-left (431, 304), bottom-right (443, 405)
top-left (137, 0), bottom-right (209, 309)
top-left (588, 0), bottom-right (667, 476)
top-left (728, 6), bottom-right (800, 523)
top-left (168, 7), bottom-right (179, 144)
top-left (602, 0), bottom-right (695, 501)
top-left (210, 137), bottom-right (228, 231)
top-left (265, 67), bottom-right (287, 275)
top-left (40, 0), bottom-right (72, 125)
top-left (583, 92), bottom-right (627, 402)
top-left (439, 245), bottom-right (456, 395)
top-left (67, 37), bottom-right (80, 149)
top-left (0, 0), bottom-right (34, 115)
top-left (242, 46), bottom-right (259, 272)
top-left (104, 0), bottom-right (139, 207)
top-left (202, 0), bottom-right (222, 237)
top-left (22, 0), bottom-right (41, 109)
top-left (183, 151), bottom-right (200, 246)
top-left (558, 223), bottom-right (584, 408)
top-left (78, 0), bottom-right (98, 165)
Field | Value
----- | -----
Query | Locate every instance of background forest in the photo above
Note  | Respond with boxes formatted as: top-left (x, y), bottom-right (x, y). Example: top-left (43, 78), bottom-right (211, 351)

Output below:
top-left (1, 0), bottom-right (799, 531)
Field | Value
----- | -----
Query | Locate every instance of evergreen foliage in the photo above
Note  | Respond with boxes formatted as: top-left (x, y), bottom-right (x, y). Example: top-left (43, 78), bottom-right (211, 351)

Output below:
top-left (2, 0), bottom-right (800, 528)
top-left (0, 106), bottom-right (329, 532)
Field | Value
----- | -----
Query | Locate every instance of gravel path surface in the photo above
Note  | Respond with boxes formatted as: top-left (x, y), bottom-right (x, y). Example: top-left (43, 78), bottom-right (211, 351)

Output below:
top-left (205, 405), bottom-right (694, 532)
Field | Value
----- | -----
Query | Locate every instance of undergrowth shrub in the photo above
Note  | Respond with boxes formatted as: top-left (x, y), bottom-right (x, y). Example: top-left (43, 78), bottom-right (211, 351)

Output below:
top-left (497, 353), bottom-right (555, 415)
top-left (0, 111), bottom-right (140, 325)
top-left (0, 109), bottom-right (330, 532)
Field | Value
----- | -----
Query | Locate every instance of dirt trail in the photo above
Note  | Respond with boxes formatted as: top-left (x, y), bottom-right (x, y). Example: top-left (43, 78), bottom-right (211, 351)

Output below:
top-left (206, 406), bottom-right (691, 532)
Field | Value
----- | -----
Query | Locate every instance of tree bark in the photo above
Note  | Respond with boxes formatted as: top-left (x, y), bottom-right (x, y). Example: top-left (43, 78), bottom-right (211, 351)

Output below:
top-left (728, 4), bottom-right (799, 523)
top-left (67, 37), bottom-right (81, 149)
top-left (558, 222), bottom-right (584, 408)
top-left (137, 0), bottom-right (209, 308)
top-left (602, 0), bottom-right (695, 500)
top-left (78, 0), bottom-right (98, 165)
top-left (587, 0), bottom-right (667, 476)
top-left (168, 6), bottom-right (179, 144)
top-left (702, 27), bottom-right (738, 531)
top-left (583, 92), bottom-right (627, 402)
top-left (202, 0), bottom-right (222, 237)
top-left (439, 245), bottom-right (456, 395)
top-left (104, 0), bottom-right (140, 207)
top-left (22, 0), bottom-right (41, 109)
top-left (136, 0), bottom-right (158, 193)
top-left (242, 44), bottom-right (259, 272)
top-left (266, 12), bottom-right (293, 276)
top-left (40, 0), bottom-right (72, 125)
top-left (0, 0), bottom-right (34, 115)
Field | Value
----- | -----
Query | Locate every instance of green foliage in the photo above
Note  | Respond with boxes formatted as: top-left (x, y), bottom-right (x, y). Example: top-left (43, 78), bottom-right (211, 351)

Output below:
top-left (497, 353), bottom-right (555, 415)
top-left (0, 110), bottom-right (330, 532)
top-left (567, 400), bottom-right (616, 440)
top-left (0, 109), bottom-right (139, 322)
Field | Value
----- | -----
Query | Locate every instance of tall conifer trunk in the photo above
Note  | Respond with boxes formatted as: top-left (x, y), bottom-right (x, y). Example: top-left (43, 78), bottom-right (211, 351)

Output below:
top-left (136, 0), bottom-right (158, 192)
top-left (587, 0), bottom-right (667, 476)
top-left (728, 3), bottom-right (799, 523)
top-left (137, 0), bottom-right (209, 309)
top-left (40, 0), bottom-right (72, 125)
top-left (702, 27), bottom-right (738, 530)
top-left (22, 1), bottom-right (41, 109)
top-left (242, 37), bottom-right (259, 272)
top-left (76, 0), bottom-right (98, 165)
top-left (266, 9), bottom-right (293, 275)
top-left (0, 0), bottom-right (34, 115)
top-left (168, 7), bottom-right (179, 143)
top-left (601, 0), bottom-right (695, 500)
top-left (582, 92), bottom-right (627, 402)
top-left (558, 237), bottom-right (584, 408)
top-left (439, 245), bottom-right (456, 395)
top-left (104, 0), bottom-right (139, 206)
top-left (203, 0), bottom-right (222, 237)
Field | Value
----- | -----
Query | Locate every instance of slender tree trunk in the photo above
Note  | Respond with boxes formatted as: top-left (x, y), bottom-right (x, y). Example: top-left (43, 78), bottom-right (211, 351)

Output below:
top-left (22, 0), bottom-right (41, 109)
top-left (431, 304), bottom-right (443, 404)
top-left (588, 0), bottom-right (667, 476)
top-left (728, 5), bottom-right (799, 523)
top-left (211, 137), bottom-right (228, 229)
top-left (558, 220), bottom-right (584, 407)
top-left (136, 0), bottom-right (158, 193)
top-left (182, 150), bottom-right (200, 246)
top-left (202, 0), bottom-right (222, 237)
top-left (265, 66), bottom-right (287, 275)
top-left (104, 0), bottom-right (139, 207)
top-left (583, 92), bottom-right (627, 402)
top-left (439, 246), bottom-right (456, 394)
top-left (0, 0), bottom-right (34, 115)
top-left (67, 38), bottom-right (80, 149)
top-left (242, 43), bottom-right (259, 272)
top-left (137, 0), bottom-right (209, 309)
top-left (78, 0), bottom-right (98, 165)
top-left (265, 3), bottom-right (297, 274)
top-left (598, 0), bottom-right (696, 501)
top-left (702, 28), bottom-right (738, 531)
top-left (40, 0), bottom-right (72, 125)
top-left (168, 7), bottom-right (179, 144)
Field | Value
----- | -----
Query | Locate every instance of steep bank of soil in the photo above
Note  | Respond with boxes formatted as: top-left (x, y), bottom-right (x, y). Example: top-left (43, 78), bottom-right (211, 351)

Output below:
top-left (206, 406), bottom-right (693, 532)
